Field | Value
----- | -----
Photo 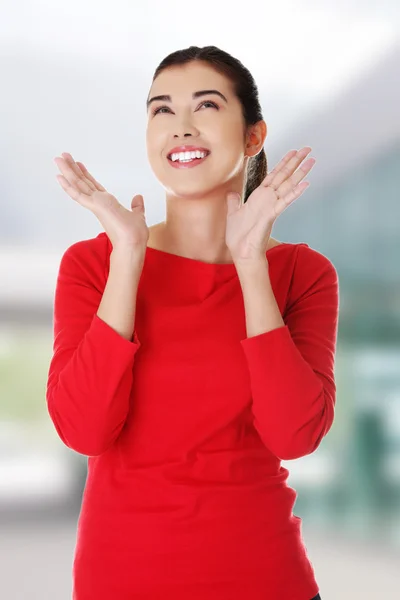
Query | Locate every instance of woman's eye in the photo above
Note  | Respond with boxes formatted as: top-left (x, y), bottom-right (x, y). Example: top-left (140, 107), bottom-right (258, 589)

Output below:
top-left (152, 106), bottom-right (170, 115)
top-left (152, 100), bottom-right (219, 116)
top-left (199, 101), bottom-right (219, 110)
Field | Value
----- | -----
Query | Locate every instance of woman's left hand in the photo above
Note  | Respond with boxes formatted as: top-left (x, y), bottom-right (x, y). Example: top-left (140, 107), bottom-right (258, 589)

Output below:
top-left (225, 146), bottom-right (316, 263)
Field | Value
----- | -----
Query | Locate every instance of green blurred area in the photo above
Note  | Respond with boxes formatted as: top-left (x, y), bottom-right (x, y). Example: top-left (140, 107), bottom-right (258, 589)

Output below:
top-left (0, 329), bottom-right (53, 422)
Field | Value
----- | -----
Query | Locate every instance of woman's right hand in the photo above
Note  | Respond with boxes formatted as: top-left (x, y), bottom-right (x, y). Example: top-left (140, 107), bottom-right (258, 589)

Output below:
top-left (54, 152), bottom-right (149, 253)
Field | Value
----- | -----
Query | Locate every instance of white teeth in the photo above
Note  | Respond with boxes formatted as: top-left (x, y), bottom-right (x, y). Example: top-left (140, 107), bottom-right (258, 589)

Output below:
top-left (169, 150), bottom-right (208, 162)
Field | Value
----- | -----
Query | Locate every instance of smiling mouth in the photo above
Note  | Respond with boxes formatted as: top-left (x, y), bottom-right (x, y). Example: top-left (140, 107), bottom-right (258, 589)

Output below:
top-left (168, 150), bottom-right (210, 160)
top-left (167, 151), bottom-right (211, 168)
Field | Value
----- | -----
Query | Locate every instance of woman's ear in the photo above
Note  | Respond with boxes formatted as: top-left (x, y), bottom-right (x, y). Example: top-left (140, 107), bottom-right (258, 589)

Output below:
top-left (246, 121), bottom-right (267, 157)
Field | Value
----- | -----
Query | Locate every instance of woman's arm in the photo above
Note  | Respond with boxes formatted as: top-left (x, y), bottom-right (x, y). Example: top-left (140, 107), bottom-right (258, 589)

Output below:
top-left (46, 241), bottom-right (144, 457)
top-left (239, 245), bottom-right (339, 461)
top-left (97, 245), bottom-right (145, 341)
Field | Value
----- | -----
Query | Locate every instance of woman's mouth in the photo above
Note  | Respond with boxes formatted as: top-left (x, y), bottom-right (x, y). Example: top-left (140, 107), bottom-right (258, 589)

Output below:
top-left (167, 151), bottom-right (211, 169)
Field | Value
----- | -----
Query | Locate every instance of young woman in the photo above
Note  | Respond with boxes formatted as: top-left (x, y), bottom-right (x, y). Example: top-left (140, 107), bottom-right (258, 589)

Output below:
top-left (48, 45), bottom-right (338, 599)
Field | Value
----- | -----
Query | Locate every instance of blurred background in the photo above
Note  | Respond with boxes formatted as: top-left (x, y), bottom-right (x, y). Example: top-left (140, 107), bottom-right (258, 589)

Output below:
top-left (1, 1), bottom-right (400, 598)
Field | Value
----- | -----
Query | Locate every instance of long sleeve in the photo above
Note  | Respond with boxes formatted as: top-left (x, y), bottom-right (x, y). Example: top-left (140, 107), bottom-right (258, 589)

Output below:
top-left (240, 245), bottom-right (339, 461)
top-left (46, 238), bottom-right (141, 457)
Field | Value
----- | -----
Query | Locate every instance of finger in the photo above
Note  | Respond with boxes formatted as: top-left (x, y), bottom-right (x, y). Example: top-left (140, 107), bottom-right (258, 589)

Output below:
top-left (56, 174), bottom-right (93, 208)
top-left (261, 150), bottom-right (297, 187)
top-left (289, 157), bottom-right (315, 187)
top-left (274, 157), bottom-right (315, 198)
top-left (55, 154), bottom-right (95, 194)
top-left (262, 147), bottom-right (312, 189)
top-left (62, 152), bottom-right (98, 192)
top-left (54, 156), bottom-right (93, 195)
top-left (76, 161), bottom-right (107, 192)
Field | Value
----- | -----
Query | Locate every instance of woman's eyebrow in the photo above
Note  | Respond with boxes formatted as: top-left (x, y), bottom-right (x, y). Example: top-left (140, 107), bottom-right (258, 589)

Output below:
top-left (146, 89), bottom-right (228, 110)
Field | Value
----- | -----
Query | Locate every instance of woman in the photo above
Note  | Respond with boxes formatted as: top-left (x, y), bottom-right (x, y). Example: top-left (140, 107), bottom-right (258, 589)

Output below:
top-left (48, 45), bottom-right (338, 599)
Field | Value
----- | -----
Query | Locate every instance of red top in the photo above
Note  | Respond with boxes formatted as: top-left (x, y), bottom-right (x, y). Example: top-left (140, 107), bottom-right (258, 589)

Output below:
top-left (46, 231), bottom-right (339, 600)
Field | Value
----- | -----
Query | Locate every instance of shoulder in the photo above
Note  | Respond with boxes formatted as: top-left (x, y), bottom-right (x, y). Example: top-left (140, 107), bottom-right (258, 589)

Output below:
top-left (58, 232), bottom-right (109, 285)
top-left (61, 231), bottom-right (108, 257)
top-left (285, 243), bottom-right (339, 311)
top-left (293, 243), bottom-right (338, 283)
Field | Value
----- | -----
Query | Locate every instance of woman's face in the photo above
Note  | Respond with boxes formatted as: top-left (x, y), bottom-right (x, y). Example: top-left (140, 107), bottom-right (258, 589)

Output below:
top-left (145, 61), bottom-right (249, 199)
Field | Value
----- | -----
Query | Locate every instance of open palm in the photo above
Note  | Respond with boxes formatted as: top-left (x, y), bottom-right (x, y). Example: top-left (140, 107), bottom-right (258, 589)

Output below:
top-left (225, 147), bottom-right (315, 262)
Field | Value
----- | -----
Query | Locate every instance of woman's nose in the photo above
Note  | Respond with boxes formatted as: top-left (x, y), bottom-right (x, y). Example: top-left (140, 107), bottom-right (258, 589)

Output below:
top-left (174, 133), bottom-right (195, 140)
top-left (172, 116), bottom-right (198, 138)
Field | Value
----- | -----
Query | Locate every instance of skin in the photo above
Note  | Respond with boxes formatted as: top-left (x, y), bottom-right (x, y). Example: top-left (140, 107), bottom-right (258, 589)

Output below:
top-left (145, 60), bottom-right (279, 264)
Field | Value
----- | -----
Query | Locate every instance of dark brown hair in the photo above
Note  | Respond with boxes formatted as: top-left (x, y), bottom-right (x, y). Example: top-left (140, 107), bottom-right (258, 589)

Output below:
top-left (149, 45), bottom-right (267, 203)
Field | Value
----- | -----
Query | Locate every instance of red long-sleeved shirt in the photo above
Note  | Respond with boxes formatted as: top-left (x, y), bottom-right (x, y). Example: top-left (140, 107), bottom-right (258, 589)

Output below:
top-left (46, 231), bottom-right (339, 600)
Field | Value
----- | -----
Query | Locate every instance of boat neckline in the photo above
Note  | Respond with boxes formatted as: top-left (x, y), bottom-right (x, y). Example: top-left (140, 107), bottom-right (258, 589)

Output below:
top-left (145, 242), bottom-right (307, 267)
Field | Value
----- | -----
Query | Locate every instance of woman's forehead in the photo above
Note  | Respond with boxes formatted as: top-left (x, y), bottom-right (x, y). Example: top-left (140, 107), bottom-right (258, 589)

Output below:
top-left (150, 63), bottom-right (231, 95)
